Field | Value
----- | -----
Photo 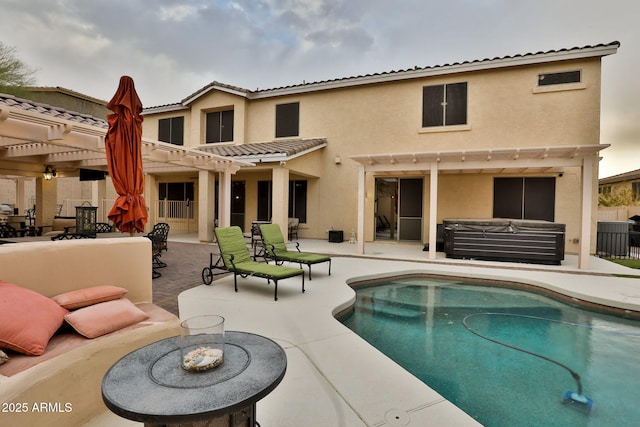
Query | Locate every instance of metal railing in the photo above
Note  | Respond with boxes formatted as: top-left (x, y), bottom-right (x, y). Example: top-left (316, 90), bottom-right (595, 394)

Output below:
top-left (596, 230), bottom-right (640, 259)
top-left (155, 200), bottom-right (197, 233)
top-left (54, 199), bottom-right (199, 234)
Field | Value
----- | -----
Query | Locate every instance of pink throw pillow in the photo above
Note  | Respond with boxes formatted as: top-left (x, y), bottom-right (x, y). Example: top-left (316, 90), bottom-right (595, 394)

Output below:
top-left (64, 298), bottom-right (150, 339)
top-left (51, 285), bottom-right (128, 310)
top-left (0, 281), bottom-right (68, 356)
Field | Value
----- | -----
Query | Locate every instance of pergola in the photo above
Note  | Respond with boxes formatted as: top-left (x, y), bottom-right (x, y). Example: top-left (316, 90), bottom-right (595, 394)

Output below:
top-left (0, 96), bottom-right (252, 233)
top-left (350, 144), bottom-right (609, 270)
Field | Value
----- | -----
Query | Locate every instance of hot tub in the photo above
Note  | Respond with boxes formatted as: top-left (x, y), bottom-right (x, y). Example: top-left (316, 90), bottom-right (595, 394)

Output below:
top-left (443, 218), bottom-right (565, 265)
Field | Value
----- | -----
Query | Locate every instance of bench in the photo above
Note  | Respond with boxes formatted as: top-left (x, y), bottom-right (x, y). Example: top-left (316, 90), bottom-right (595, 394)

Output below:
top-left (0, 238), bottom-right (180, 426)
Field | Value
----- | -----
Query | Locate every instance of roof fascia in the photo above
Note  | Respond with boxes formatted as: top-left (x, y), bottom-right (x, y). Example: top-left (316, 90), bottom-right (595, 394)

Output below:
top-left (143, 43), bottom-right (619, 108)
top-left (144, 85), bottom-right (250, 114)
top-left (223, 141), bottom-right (328, 164)
top-left (182, 85), bottom-right (249, 106)
top-left (250, 44), bottom-right (619, 99)
top-left (27, 87), bottom-right (108, 105)
top-left (350, 144), bottom-right (610, 171)
top-left (599, 169), bottom-right (640, 184)
top-left (142, 104), bottom-right (189, 115)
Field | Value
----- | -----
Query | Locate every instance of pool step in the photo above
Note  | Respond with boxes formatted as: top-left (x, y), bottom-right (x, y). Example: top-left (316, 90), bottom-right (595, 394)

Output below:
top-left (359, 298), bottom-right (425, 319)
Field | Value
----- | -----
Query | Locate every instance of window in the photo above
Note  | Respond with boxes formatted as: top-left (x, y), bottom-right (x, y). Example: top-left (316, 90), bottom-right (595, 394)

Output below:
top-left (538, 71), bottom-right (581, 86)
top-left (276, 102), bottom-right (300, 138)
top-left (288, 180), bottom-right (307, 223)
top-left (422, 82), bottom-right (467, 127)
top-left (158, 116), bottom-right (184, 145)
top-left (633, 182), bottom-right (640, 201)
top-left (258, 180), bottom-right (306, 222)
top-left (257, 181), bottom-right (272, 221)
top-left (493, 177), bottom-right (555, 221)
top-left (231, 181), bottom-right (245, 229)
top-left (206, 109), bottom-right (234, 143)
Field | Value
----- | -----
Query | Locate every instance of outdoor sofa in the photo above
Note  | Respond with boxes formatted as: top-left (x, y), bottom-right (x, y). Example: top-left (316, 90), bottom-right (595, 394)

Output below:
top-left (0, 237), bottom-right (180, 426)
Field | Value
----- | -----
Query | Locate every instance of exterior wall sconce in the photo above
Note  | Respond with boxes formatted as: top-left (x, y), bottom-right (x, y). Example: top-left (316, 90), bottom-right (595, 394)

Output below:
top-left (43, 165), bottom-right (57, 180)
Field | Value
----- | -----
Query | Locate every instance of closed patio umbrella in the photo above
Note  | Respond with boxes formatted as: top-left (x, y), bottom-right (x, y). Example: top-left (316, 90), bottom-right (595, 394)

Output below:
top-left (105, 76), bottom-right (148, 234)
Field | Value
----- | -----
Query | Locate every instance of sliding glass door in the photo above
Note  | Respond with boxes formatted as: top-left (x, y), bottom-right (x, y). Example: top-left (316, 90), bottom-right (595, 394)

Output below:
top-left (375, 177), bottom-right (423, 241)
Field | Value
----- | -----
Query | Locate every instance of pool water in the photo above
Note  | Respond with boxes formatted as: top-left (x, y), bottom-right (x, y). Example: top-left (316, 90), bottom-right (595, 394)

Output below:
top-left (339, 277), bottom-right (640, 427)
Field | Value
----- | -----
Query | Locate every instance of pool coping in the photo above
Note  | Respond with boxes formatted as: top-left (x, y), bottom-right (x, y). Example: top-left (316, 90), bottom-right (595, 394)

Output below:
top-left (175, 253), bottom-right (640, 427)
top-left (341, 269), bottom-right (640, 320)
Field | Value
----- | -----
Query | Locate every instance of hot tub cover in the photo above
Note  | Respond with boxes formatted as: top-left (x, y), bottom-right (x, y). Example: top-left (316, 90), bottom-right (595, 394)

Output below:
top-left (443, 219), bottom-right (565, 233)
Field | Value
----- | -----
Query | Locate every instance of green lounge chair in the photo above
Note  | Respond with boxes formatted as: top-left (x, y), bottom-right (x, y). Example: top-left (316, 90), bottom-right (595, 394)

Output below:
top-left (259, 223), bottom-right (331, 280)
top-left (214, 226), bottom-right (304, 301)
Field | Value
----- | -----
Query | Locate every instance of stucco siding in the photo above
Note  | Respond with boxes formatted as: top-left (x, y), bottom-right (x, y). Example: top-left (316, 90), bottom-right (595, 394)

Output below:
top-left (139, 48), bottom-right (609, 254)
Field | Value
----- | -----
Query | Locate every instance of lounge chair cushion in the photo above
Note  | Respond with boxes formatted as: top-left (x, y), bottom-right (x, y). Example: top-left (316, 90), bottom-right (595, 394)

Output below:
top-left (260, 224), bottom-right (330, 264)
top-left (260, 224), bottom-right (289, 254)
top-left (233, 261), bottom-right (304, 279)
top-left (0, 281), bottom-right (69, 356)
top-left (272, 251), bottom-right (330, 264)
top-left (215, 226), bottom-right (302, 278)
top-left (215, 226), bottom-right (253, 267)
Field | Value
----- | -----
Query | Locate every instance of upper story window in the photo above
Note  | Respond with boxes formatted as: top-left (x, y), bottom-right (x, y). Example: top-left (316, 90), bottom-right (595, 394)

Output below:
top-left (275, 102), bottom-right (299, 138)
top-left (206, 109), bottom-right (234, 143)
top-left (422, 82), bottom-right (467, 128)
top-left (538, 70), bottom-right (581, 86)
top-left (158, 116), bottom-right (184, 145)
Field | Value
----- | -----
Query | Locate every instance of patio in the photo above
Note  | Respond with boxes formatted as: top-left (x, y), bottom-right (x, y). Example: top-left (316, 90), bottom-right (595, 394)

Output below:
top-left (91, 236), bottom-right (640, 426)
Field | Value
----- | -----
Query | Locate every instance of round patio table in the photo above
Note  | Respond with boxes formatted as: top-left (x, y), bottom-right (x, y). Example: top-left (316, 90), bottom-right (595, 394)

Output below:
top-left (101, 331), bottom-right (287, 427)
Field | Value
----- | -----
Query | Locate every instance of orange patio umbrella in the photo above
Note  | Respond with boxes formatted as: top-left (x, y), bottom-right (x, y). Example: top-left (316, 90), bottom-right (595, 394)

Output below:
top-left (104, 76), bottom-right (148, 234)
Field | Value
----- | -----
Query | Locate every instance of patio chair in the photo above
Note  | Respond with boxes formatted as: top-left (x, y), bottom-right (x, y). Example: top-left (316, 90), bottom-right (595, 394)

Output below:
top-left (25, 207), bottom-right (35, 226)
top-left (259, 223), bottom-right (331, 280)
top-left (214, 226), bottom-right (304, 301)
top-left (146, 222), bottom-right (170, 253)
top-left (146, 223), bottom-right (170, 279)
top-left (95, 222), bottom-right (113, 233)
top-left (0, 223), bottom-right (18, 238)
top-left (51, 232), bottom-right (93, 240)
top-left (288, 217), bottom-right (299, 240)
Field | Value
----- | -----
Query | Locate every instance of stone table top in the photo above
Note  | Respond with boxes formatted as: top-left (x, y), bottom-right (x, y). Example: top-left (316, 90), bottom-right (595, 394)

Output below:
top-left (101, 331), bottom-right (287, 425)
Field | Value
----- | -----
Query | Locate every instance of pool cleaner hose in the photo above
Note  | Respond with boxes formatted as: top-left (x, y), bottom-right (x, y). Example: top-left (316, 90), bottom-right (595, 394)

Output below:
top-left (462, 313), bottom-right (594, 412)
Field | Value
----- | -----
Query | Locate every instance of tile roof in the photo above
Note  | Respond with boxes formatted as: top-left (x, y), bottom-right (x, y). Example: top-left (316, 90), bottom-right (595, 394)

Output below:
top-left (0, 91), bottom-right (322, 165)
top-left (256, 41), bottom-right (620, 94)
top-left (196, 138), bottom-right (327, 160)
top-left (26, 86), bottom-right (108, 105)
top-left (0, 93), bottom-right (108, 128)
top-left (599, 168), bottom-right (640, 184)
top-left (0, 92), bottom-right (252, 177)
top-left (145, 41), bottom-right (620, 111)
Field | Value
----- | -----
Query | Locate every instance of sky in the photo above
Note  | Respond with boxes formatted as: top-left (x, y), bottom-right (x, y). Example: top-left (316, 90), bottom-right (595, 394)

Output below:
top-left (0, 0), bottom-right (638, 178)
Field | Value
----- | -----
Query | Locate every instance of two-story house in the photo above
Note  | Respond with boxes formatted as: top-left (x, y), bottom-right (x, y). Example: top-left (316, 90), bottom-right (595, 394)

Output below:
top-left (141, 41), bottom-right (619, 269)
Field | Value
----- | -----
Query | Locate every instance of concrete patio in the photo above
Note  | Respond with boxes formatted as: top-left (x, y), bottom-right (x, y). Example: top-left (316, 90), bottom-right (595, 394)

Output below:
top-left (89, 236), bottom-right (640, 426)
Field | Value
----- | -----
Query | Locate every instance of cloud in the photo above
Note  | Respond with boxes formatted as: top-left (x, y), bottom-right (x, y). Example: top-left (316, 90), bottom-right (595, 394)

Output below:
top-left (158, 3), bottom-right (206, 22)
top-left (0, 0), bottom-right (638, 176)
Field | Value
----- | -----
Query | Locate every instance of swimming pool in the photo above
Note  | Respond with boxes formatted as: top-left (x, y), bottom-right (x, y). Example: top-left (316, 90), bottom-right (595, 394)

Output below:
top-left (339, 276), bottom-right (640, 427)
